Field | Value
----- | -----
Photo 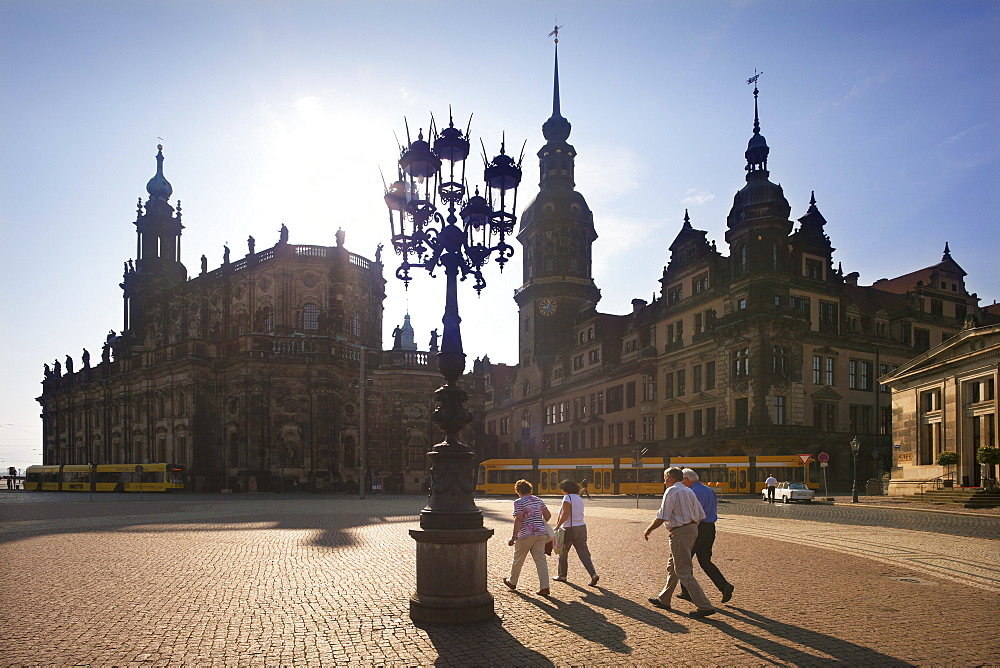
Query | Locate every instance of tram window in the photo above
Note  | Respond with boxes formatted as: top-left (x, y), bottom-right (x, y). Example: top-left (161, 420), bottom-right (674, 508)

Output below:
top-left (728, 470), bottom-right (736, 487)
top-left (738, 470), bottom-right (747, 489)
top-left (550, 472), bottom-right (558, 490)
top-left (603, 471), bottom-right (611, 489)
top-left (488, 470), bottom-right (521, 486)
top-left (595, 474), bottom-right (602, 490)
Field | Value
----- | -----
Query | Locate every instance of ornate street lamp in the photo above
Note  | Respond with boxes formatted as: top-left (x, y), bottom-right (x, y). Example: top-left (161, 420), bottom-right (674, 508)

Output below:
top-left (384, 112), bottom-right (522, 624)
top-left (850, 436), bottom-right (861, 503)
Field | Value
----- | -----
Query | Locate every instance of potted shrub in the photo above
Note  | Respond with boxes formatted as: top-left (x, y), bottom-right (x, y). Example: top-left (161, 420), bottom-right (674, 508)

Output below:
top-left (977, 445), bottom-right (1000, 491)
top-left (936, 451), bottom-right (960, 487)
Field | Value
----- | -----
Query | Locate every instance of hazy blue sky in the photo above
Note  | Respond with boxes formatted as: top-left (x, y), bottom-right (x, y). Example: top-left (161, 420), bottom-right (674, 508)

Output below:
top-left (2, 1), bottom-right (997, 473)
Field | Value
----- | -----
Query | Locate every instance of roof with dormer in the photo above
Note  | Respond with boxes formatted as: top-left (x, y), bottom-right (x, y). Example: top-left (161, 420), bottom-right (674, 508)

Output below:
top-left (870, 244), bottom-right (968, 295)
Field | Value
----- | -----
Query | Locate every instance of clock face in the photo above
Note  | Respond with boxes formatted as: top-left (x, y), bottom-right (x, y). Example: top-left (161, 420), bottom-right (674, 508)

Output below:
top-left (538, 298), bottom-right (557, 317)
top-left (409, 405), bottom-right (425, 418)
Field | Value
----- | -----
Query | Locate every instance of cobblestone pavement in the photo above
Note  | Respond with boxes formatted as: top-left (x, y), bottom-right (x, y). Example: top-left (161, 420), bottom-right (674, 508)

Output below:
top-left (700, 496), bottom-right (1000, 540)
top-left (1, 492), bottom-right (997, 666)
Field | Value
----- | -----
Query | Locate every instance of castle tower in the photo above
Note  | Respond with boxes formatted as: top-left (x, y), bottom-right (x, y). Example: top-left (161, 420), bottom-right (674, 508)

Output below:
top-left (513, 34), bottom-right (600, 377)
top-left (724, 81), bottom-right (792, 288)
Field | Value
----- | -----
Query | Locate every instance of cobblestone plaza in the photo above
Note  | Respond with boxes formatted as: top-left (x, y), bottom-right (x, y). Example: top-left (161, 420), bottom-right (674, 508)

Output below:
top-left (1, 493), bottom-right (997, 666)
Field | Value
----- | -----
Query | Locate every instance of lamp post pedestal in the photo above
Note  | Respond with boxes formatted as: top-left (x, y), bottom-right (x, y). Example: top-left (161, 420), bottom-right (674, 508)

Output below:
top-left (409, 524), bottom-right (495, 624)
top-left (408, 367), bottom-right (496, 623)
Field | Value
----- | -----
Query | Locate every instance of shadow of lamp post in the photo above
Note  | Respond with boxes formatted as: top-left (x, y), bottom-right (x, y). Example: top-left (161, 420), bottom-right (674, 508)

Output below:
top-left (850, 436), bottom-right (860, 503)
top-left (383, 112), bottom-right (522, 624)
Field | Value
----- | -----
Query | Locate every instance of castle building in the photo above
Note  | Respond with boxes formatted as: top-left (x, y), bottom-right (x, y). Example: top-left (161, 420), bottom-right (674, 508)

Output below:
top-left (37, 146), bottom-right (452, 493)
top-left (482, 51), bottom-right (996, 492)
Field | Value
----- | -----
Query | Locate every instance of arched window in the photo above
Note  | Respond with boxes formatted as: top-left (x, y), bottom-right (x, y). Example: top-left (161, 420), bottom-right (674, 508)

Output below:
top-left (303, 303), bottom-right (319, 330)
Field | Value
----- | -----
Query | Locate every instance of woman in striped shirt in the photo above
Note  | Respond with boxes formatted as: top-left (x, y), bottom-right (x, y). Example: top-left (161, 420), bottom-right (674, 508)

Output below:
top-left (503, 479), bottom-right (552, 596)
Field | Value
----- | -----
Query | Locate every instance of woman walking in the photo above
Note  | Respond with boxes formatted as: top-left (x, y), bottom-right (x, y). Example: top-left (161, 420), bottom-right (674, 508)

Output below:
top-left (503, 479), bottom-right (552, 596)
top-left (552, 479), bottom-right (600, 586)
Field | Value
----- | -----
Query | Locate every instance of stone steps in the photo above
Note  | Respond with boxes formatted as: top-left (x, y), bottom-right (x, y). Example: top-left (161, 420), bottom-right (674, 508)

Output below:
top-left (908, 488), bottom-right (1000, 508)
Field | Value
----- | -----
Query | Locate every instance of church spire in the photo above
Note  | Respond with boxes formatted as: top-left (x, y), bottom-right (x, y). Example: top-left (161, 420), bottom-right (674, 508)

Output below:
top-left (744, 71), bottom-right (769, 174)
top-left (541, 26), bottom-right (571, 144)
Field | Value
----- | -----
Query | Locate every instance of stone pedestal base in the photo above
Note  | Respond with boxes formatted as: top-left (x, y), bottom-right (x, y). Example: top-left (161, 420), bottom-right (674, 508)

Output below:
top-left (409, 526), bottom-right (495, 624)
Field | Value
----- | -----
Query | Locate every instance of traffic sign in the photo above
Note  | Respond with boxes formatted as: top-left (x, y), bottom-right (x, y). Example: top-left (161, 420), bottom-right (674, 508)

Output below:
top-left (820, 462), bottom-right (829, 468)
top-left (631, 459), bottom-right (643, 468)
top-left (798, 454), bottom-right (812, 465)
top-left (817, 452), bottom-right (829, 463)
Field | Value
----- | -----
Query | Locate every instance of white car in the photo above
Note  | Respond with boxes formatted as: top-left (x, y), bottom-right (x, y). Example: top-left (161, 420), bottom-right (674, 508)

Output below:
top-left (763, 482), bottom-right (815, 503)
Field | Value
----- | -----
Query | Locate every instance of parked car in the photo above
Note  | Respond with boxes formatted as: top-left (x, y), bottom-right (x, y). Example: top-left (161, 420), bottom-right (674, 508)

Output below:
top-left (763, 481), bottom-right (815, 503)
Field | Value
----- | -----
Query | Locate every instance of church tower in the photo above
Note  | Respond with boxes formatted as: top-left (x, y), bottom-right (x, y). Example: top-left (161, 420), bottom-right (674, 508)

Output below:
top-left (514, 34), bottom-right (600, 379)
top-left (121, 144), bottom-right (187, 343)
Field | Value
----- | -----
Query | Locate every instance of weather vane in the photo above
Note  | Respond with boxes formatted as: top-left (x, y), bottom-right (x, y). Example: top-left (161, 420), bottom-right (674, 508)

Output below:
top-left (549, 24), bottom-right (562, 43)
top-left (747, 69), bottom-right (762, 86)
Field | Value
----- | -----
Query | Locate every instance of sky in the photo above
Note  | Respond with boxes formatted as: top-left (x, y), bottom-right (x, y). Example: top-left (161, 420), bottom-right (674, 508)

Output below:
top-left (1, 0), bottom-right (997, 474)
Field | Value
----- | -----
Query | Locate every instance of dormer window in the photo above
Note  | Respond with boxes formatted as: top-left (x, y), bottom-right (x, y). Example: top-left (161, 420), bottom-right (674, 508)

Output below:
top-left (805, 257), bottom-right (823, 280)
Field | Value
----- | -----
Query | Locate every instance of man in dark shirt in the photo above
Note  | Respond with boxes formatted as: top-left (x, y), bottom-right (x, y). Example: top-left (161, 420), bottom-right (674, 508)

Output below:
top-left (678, 468), bottom-right (735, 604)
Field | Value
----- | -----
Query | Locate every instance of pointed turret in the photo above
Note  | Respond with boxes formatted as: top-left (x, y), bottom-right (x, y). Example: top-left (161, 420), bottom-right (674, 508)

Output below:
top-left (727, 82), bottom-right (790, 229)
top-left (667, 210), bottom-right (713, 270)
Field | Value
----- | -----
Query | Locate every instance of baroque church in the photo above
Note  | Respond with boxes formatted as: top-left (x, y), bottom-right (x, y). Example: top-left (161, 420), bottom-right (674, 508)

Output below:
top-left (37, 145), bottom-right (456, 494)
top-left (480, 49), bottom-right (996, 492)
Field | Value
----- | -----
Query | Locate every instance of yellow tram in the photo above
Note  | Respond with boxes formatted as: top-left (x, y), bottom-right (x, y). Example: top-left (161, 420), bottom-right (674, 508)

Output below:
top-left (23, 463), bottom-right (185, 492)
top-left (476, 455), bottom-right (815, 495)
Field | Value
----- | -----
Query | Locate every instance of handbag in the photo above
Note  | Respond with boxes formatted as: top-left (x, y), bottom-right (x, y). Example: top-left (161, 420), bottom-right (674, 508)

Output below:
top-left (544, 521), bottom-right (557, 555)
top-left (553, 527), bottom-right (566, 555)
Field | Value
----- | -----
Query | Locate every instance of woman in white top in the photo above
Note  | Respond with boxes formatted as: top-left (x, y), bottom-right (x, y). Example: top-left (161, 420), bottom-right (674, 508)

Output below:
top-left (552, 479), bottom-right (599, 586)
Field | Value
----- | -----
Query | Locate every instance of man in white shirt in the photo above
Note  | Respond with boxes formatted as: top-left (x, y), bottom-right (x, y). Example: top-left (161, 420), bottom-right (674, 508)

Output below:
top-left (764, 474), bottom-right (778, 503)
top-left (643, 467), bottom-right (716, 617)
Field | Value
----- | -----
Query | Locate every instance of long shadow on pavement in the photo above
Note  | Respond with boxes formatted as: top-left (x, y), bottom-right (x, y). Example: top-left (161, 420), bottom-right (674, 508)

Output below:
top-left (709, 606), bottom-right (914, 666)
top-left (417, 618), bottom-right (552, 668)
top-left (517, 589), bottom-right (633, 655)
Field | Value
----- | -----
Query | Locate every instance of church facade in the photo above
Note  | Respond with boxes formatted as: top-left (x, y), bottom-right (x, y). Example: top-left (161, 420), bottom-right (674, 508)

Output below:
top-left (481, 55), bottom-right (996, 493)
top-left (37, 146), bottom-right (451, 493)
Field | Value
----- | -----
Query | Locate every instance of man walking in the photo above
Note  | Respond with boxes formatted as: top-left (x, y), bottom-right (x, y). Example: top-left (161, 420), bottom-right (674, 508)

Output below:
top-left (643, 467), bottom-right (716, 618)
top-left (764, 473), bottom-right (778, 503)
top-left (678, 469), bottom-right (735, 604)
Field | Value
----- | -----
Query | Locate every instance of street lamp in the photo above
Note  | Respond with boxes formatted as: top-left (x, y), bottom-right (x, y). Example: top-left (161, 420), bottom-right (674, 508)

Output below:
top-left (384, 112), bottom-right (522, 624)
top-left (850, 436), bottom-right (861, 503)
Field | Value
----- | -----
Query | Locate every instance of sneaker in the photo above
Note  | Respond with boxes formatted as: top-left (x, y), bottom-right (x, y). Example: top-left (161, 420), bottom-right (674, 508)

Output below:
top-left (589, 574), bottom-right (600, 587)
top-left (503, 578), bottom-right (516, 590)
top-left (690, 608), bottom-right (717, 618)
top-left (721, 583), bottom-right (735, 603)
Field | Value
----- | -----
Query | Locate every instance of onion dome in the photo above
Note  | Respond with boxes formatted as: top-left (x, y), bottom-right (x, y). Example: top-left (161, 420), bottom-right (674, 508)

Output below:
top-left (145, 144), bottom-right (173, 202)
